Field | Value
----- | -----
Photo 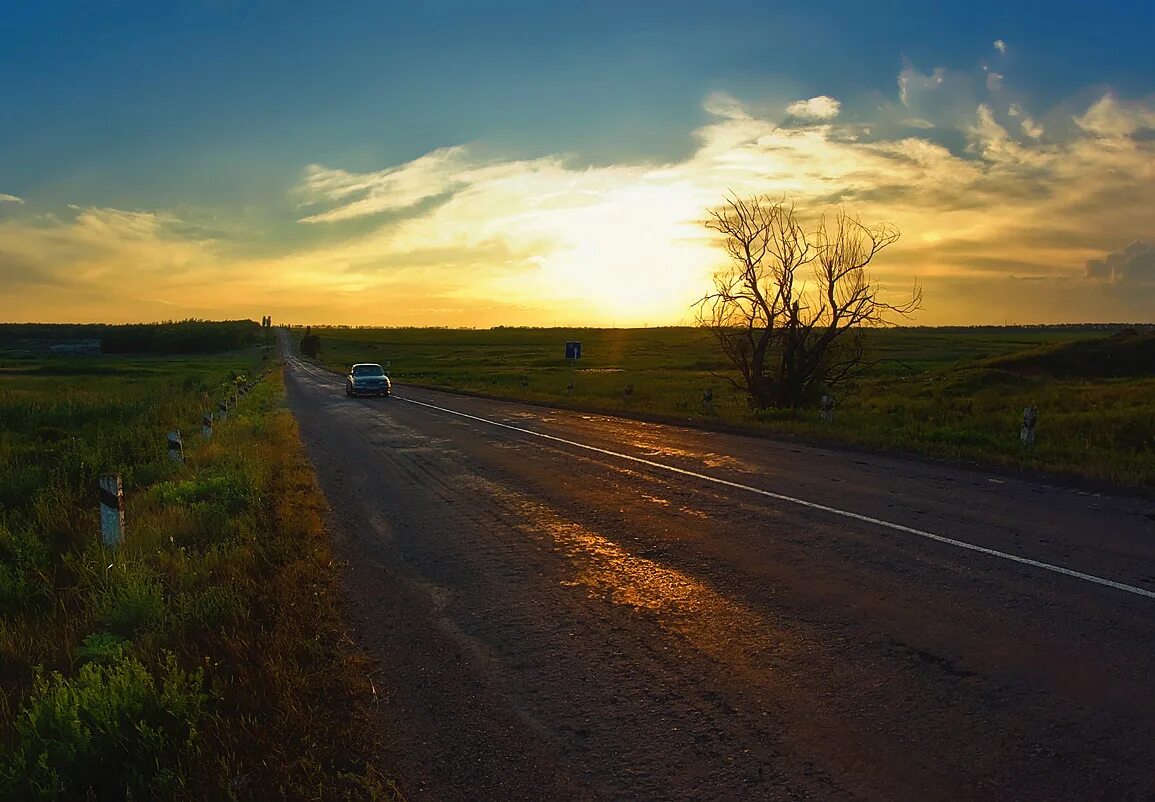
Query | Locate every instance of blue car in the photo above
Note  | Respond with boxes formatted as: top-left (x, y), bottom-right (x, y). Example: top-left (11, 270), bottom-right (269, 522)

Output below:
top-left (345, 363), bottom-right (392, 397)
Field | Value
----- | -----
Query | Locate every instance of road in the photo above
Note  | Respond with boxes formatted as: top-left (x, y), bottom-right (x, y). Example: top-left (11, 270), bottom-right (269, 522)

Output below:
top-left (284, 351), bottom-right (1155, 801)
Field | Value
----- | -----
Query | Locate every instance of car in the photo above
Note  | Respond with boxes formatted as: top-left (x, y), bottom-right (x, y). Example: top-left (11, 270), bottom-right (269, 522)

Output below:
top-left (345, 363), bottom-right (392, 397)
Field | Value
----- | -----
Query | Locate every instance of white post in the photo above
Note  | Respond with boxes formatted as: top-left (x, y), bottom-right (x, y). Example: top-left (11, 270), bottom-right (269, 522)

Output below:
top-left (703, 388), bottom-right (714, 414)
top-left (218, 400), bottom-right (228, 421)
top-left (821, 395), bottom-right (835, 423)
top-left (167, 430), bottom-right (183, 462)
top-left (202, 411), bottom-right (213, 439)
top-left (1021, 406), bottom-right (1038, 446)
top-left (99, 474), bottom-right (125, 548)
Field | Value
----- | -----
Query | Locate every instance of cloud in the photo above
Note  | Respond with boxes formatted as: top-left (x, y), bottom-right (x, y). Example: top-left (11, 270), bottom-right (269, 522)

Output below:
top-left (994, 40), bottom-right (1007, 55)
top-left (703, 91), bottom-right (751, 120)
top-left (296, 146), bottom-right (470, 223)
top-left (1020, 117), bottom-right (1044, 139)
top-left (892, 59), bottom-right (985, 133)
top-left (1075, 94), bottom-right (1155, 138)
top-left (6, 51), bottom-right (1155, 326)
top-left (0, 206), bottom-right (246, 320)
top-left (1007, 104), bottom-right (1043, 138)
top-left (281, 67), bottom-right (1155, 325)
top-left (0, 193), bottom-right (24, 204)
top-left (785, 95), bottom-right (841, 120)
top-left (1086, 241), bottom-right (1155, 284)
top-left (898, 63), bottom-right (946, 106)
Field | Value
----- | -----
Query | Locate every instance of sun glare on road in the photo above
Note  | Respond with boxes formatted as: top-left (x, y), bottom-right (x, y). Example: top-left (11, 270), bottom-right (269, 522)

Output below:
top-left (491, 488), bottom-right (792, 671)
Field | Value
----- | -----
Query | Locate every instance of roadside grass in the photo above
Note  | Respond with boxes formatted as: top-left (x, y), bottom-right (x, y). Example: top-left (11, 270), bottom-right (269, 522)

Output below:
top-left (300, 326), bottom-right (1155, 487)
top-left (0, 350), bottom-right (396, 800)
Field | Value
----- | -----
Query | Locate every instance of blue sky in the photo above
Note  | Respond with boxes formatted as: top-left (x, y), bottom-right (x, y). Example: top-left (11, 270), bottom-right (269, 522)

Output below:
top-left (2, 1), bottom-right (1154, 324)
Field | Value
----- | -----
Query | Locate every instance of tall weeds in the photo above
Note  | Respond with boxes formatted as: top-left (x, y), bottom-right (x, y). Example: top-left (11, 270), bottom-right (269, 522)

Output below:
top-left (0, 355), bottom-right (395, 800)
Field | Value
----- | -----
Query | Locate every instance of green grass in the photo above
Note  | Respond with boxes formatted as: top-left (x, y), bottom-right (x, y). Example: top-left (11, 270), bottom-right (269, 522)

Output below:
top-left (0, 347), bottom-right (396, 800)
top-left (300, 325), bottom-right (1155, 486)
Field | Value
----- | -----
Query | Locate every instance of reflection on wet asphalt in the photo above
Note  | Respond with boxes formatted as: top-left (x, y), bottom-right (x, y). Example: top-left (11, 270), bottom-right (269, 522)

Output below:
top-left (479, 482), bottom-right (791, 669)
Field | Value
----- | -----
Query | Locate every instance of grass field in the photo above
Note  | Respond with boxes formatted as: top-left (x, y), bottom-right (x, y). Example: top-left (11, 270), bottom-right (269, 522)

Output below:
top-left (0, 344), bottom-right (394, 799)
top-left (301, 325), bottom-right (1155, 487)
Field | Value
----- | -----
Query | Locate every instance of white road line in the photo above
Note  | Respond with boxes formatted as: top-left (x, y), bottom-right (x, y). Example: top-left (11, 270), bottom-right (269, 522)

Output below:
top-left (290, 359), bottom-right (335, 382)
top-left (397, 395), bottom-right (1155, 602)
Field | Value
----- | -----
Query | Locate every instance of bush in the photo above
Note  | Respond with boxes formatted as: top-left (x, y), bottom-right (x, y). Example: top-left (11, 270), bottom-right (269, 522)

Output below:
top-left (96, 567), bottom-right (166, 636)
top-left (75, 633), bottom-right (129, 666)
top-left (172, 584), bottom-right (241, 631)
top-left (300, 333), bottom-right (321, 358)
top-left (0, 524), bottom-right (51, 612)
top-left (153, 472), bottom-right (254, 515)
top-left (0, 652), bottom-right (206, 800)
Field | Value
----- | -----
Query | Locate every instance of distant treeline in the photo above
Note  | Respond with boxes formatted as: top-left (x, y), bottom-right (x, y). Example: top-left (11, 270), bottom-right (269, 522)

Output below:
top-left (0, 323), bottom-right (108, 342)
top-left (100, 320), bottom-right (262, 354)
top-left (897, 323), bottom-right (1155, 332)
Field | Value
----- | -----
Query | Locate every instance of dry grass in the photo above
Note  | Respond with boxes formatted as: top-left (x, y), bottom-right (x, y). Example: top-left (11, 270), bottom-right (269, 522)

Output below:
top-left (0, 353), bottom-right (399, 800)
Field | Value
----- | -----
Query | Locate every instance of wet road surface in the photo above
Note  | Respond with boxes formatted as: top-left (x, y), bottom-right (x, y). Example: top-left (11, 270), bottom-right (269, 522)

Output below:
top-left (284, 352), bottom-right (1155, 801)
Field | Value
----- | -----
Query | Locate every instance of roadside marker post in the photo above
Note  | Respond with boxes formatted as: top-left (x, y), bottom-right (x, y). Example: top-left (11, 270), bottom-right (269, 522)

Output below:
top-left (623, 384), bottom-right (634, 402)
top-left (821, 395), bottom-right (835, 423)
top-left (565, 341), bottom-right (581, 396)
top-left (99, 474), bottom-right (125, 548)
top-left (167, 430), bottom-right (184, 463)
top-left (218, 400), bottom-right (228, 422)
top-left (202, 412), bottom-right (213, 439)
top-left (1021, 406), bottom-right (1038, 447)
top-left (703, 388), bottom-right (714, 414)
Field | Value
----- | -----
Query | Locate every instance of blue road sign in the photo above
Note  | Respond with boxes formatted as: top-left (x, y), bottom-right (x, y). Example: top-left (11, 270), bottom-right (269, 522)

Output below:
top-left (565, 341), bottom-right (582, 360)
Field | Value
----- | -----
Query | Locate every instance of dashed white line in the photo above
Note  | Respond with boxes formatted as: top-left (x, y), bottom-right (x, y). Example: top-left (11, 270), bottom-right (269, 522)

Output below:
top-left (396, 395), bottom-right (1155, 602)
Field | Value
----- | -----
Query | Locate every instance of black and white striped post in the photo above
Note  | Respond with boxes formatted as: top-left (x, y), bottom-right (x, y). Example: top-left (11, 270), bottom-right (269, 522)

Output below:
top-left (821, 395), bottom-right (835, 423)
top-left (1021, 405), bottom-right (1038, 447)
top-left (703, 387), bottom-right (714, 414)
top-left (99, 474), bottom-right (125, 548)
top-left (167, 430), bottom-right (183, 462)
top-left (202, 411), bottom-right (213, 439)
top-left (218, 399), bottom-right (228, 422)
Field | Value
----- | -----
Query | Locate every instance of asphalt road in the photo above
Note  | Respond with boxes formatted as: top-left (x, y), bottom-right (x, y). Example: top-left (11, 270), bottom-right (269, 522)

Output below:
top-left (284, 351), bottom-right (1155, 801)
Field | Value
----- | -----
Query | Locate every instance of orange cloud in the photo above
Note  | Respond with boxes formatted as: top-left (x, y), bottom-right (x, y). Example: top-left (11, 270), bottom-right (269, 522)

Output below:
top-left (5, 55), bottom-right (1155, 326)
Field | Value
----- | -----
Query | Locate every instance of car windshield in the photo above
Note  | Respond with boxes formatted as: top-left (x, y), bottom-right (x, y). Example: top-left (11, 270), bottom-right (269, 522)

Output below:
top-left (352, 365), bottom-right (384, 377)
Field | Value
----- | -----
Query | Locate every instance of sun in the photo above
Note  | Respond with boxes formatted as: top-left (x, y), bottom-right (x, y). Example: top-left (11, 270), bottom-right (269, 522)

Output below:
top-left (519, 183), bottom-right (717, 325)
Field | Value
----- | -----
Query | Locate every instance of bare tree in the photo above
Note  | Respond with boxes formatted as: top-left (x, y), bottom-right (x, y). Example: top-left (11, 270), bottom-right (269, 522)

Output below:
top-left (697, 194), bottom-right (921, 409)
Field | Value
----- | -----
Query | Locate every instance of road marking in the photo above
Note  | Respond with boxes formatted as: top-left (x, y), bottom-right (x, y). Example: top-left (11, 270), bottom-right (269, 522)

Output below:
top-left (397, 395), bottom-right (1155, 601)
top-left (290, 358), bottom-right (336, 382)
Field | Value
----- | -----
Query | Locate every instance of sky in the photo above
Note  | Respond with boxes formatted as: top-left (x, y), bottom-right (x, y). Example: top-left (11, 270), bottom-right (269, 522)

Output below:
top-left (2, 0), bottom-right (1154, 327)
